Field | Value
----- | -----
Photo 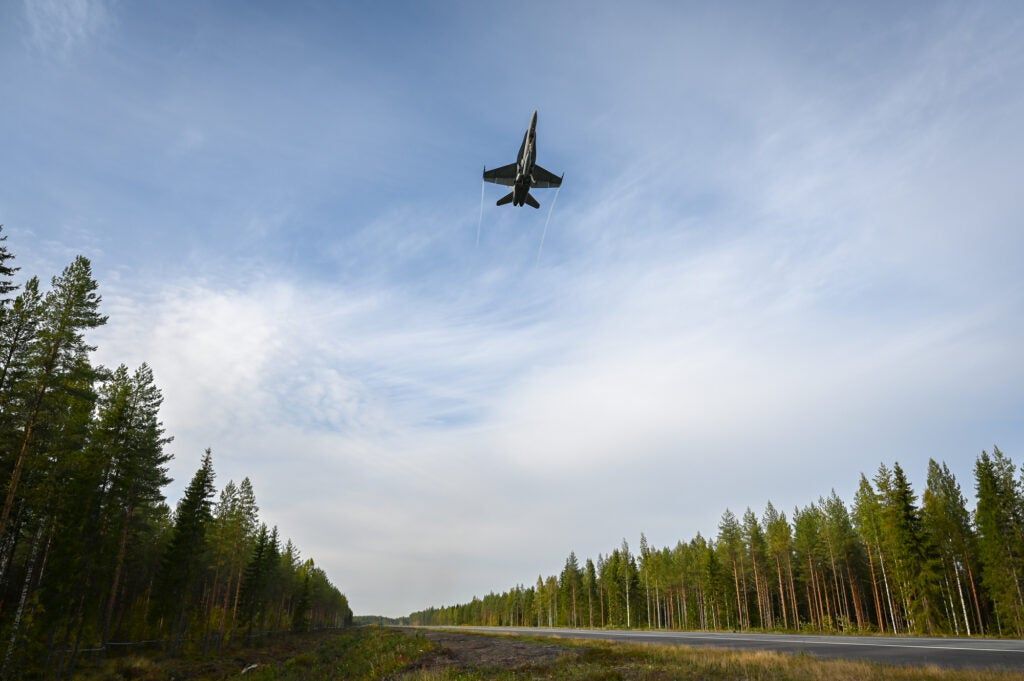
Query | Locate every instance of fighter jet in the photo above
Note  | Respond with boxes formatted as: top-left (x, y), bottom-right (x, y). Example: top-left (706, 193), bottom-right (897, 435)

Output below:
top-left (483, 110), bottom-right (563, 208)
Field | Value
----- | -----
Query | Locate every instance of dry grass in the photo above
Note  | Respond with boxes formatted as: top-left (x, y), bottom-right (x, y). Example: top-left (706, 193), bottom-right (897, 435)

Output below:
top-left (394, 636), bottom-right (1023, 681)
top-left (72, 626), bottom-right (1023, 681)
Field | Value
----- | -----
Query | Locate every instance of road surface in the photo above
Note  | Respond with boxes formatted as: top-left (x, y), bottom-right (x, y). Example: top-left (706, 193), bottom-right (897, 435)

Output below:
top-left (424, 626), bottom-right (1024, 670)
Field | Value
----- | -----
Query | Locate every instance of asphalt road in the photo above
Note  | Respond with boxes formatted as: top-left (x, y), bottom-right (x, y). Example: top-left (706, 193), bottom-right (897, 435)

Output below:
top-left (428, 626), bottom-right (1024, 670)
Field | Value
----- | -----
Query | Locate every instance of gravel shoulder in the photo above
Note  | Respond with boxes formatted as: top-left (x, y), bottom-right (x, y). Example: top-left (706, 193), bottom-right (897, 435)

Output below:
top-left (397, 627), bottom-right (576, 671)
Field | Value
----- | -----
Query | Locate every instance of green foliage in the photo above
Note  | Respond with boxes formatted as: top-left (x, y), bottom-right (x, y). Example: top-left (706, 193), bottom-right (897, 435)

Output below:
top-left (0, 225), bottom-right (19, 307)
top-left (974, 447), bottom-right (1024, 635)
top-left (0, 232), bottom-right (352, 678)
top-left (152, 449), bottom-right (217, 638)
top-left (413, 450), bottom-right (1017, 641)
top-left (77, 627), bottom-right (428, 681)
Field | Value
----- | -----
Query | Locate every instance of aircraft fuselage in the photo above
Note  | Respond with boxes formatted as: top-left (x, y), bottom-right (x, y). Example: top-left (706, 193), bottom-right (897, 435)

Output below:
top-left (511, 112), bottom-right (539, 206)
top-left (483, 110), bottom-right (561, 209)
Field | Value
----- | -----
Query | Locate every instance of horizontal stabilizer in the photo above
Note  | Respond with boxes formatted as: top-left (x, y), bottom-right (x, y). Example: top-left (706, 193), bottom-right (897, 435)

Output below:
top-left (496, 191), bottom-right (514, 206)
top-left (524, 192), bottom-right (540, 209)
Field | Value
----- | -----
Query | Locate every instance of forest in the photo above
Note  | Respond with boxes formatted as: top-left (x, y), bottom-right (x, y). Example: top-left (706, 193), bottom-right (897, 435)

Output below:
top-left (0, 228), bottom-right (352, 679)
top-left (411, 451), bottom-right (1024, 640)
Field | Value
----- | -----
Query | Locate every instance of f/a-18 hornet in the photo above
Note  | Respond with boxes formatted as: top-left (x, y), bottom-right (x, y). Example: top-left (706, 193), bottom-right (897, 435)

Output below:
top-left (483, 110), bottom-right (563, 208)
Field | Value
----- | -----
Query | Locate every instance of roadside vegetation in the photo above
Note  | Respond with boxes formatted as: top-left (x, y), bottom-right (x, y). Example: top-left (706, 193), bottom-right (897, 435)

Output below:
top-left (0, 227), bottom-right (351, 679)
top-left (73, 626), bottom-right (432, 681)
top-left (74, 627), bottom-right (1024, 681)
top-left (412, 450), bottom-right (1024, 639)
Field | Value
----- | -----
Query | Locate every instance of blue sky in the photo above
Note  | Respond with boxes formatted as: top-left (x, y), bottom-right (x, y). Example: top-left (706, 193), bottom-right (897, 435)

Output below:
top-left (2, 1), bottom-right (1023, 617)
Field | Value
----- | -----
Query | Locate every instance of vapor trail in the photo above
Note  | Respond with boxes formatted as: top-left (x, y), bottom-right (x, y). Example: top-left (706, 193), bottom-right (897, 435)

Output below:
top-left (476, 176), bottom-right (485, 248)
top-left (536, 187), bottom-right (560, 265)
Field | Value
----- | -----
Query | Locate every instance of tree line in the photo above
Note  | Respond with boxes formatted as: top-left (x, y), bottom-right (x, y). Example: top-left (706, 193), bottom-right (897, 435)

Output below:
top-left (0, 227), bottom-right (352, 679)
top-left (410, 451), bottom-right (1024, 639)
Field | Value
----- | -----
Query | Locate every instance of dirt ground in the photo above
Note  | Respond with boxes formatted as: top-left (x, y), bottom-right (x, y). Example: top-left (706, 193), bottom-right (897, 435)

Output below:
top-left (400, 628), bottom-right (575, 671)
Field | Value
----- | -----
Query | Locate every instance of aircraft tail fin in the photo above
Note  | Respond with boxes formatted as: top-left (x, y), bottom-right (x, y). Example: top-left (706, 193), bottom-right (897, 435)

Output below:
top-left (496, 192), bottom-right (514, 206)
top-left (524, 192), bottom-right (540, 209)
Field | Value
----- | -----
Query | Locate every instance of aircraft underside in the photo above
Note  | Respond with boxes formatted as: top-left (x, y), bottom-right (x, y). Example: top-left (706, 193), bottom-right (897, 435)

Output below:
top-left (483, 111), bottom-right (562, 209)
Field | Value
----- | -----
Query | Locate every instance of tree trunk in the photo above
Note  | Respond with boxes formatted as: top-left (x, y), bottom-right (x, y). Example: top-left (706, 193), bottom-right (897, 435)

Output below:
top-left (0, 388), bottom-right (46, 542)
top-left (102, 503), bottom-right (135, 647)
top-left (1, 522), bottom-right (45, 680)
top-left (954, 564), bottom-right (970, 636)
top-left (966, 559), bottom-right (984, 635)
top-left (785, 554), bottom-right (799, 631)
top-left (865, 542), bottom-right (884, 631)
top-left (846, 563), bottom-right (865, 629)
top-left (878, 544), bottom-right (899, 633)
top-left (731, 559), bottom-right (742, 630)
top-left (775, 555), bottom-right (788, 629)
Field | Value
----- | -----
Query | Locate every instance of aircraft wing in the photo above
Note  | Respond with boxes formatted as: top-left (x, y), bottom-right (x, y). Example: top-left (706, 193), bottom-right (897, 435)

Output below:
top-left (531, 165), bottom-right (563, 189)
top-left (483, 164), bottom-right (517, 186)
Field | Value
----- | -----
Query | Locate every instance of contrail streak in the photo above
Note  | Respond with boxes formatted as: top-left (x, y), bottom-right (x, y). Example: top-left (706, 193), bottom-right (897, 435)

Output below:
top-left (536, 187), bottom-right (560, 265)
top-left (476, 175), bottom-right (485, 248)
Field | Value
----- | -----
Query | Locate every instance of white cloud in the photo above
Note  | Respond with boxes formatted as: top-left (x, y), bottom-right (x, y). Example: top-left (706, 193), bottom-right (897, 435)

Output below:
top-left (17, 1), bottom-right (1024, 617)
top-left (23, 0), bottom-right (110, 57)
top-left (90, 171), bottom-right (1023, 612)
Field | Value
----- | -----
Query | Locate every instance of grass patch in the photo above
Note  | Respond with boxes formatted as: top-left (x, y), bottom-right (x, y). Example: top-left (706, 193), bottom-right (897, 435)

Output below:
top-left (73, 627), bottom-right (1023, 681)
top-left (73, 626), bottom-right (437, 681)
top-left (396, 635), bottom-right (1022, 681)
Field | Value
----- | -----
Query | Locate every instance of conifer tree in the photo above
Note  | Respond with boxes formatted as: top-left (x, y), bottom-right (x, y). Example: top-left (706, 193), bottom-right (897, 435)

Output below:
top-left (717, 509), bottom-right (747, 629)
top-left (210, 476), bottom-right (259, 640)
top-left (292, 563), bottom-right (312, 632)
top-left (0, 226), bottom-right (18, 308)
top-left (559, 551), bottom-right (582, 627)
top-left (974, 447), bottom-right (1024, 635)
top-left (0, 278), bottom-right (44, 526)
top-left (742, 509), bottom-right (770, 629)
top-left (153, 449), bottom-right (216, 641)
top-left (879, 463), bottom-right (942, 633)
top-left (793, 504), bottom-right (827, 630)
top-left (853, 473), bottom-right (896, 632)
top-left (533, 575), bottom-right (545, 626)
top-left (94, 364), bottom-right (173, 643)
top-left (820, 491), bottom-right (864, 630)
top-left (0, 256), bottom-right (107, 545)
top-left (922, 459), bottom-right (984, 635)
top-left (240, 524), bottom-right (282, 634)
top-left (583, 558), bottom-right (597, 628)
top-left (763, 501), bottom-right (797, 630)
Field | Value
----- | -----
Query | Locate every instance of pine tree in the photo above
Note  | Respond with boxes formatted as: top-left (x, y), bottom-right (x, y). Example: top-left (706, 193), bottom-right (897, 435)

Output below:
top-left (763, 501), bottom-right (797, 630)
top-left (922, 459), bottom-right (984, 635)
top-left (0, 257), bottom-right (107, 545)
top-left (793, 504), bottom-right (828, 630)
top-left (974, 447), bottom-right (1024, 635)
top-left (153, 449), bottom-right (216, 642)
top-left (742, 509), bottom-right (770, 629)
top-left (292, 563), bottom-right (312, 632)
top-left (583, 558), bottom-right (597, 628)
top-left (559, 551), bottom-right (582, 627)
top-left (240, 523), bottom-right (281, 635)
top-left (0, 279), bottom-right (43, 518)
top-left (618, 539), bottom-right (637, 628)
top-left (853, 473), bottom-right (894, 632)
top-left (533, 575), bottom-right (545, 627)
top-left (210, 476), bottom-right (259, 641)
top-left (884, 463), bottom-right (943, 633)
top-left (820, 491), bottom-right (864, 630)
top-left (0, 226), bottom-right (18, 308)
top-left (717, 509), bottom-right (747, 630)
top-left (94, 364), bottom-right (173, 644)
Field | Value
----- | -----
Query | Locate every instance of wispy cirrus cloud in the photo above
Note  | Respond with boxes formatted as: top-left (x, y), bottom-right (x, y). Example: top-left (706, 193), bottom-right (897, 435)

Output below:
top-left (9, 1), bottom-right (1024, 617)
top-left (23, 0), bottom-right (110, 57)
